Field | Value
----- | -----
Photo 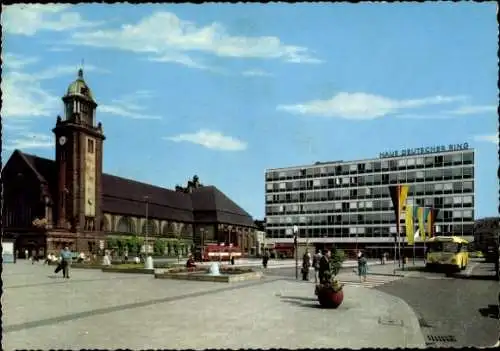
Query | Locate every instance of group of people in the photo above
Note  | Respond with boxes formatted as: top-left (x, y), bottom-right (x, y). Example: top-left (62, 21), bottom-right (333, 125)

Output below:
top-left (301, 249), bottom-right (333, 283)
top-left (300, 249), bottom-right (369, 283)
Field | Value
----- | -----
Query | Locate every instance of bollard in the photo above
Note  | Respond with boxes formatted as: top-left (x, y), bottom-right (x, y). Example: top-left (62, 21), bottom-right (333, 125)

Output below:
top-left (145, 256), bottom-right (154, 269)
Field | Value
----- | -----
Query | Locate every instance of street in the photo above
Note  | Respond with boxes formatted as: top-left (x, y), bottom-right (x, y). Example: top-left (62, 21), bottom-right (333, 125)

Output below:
top-left (266, 259), bottom-right (499, 348)
top-left (375, 260), bottom-right (499, 348)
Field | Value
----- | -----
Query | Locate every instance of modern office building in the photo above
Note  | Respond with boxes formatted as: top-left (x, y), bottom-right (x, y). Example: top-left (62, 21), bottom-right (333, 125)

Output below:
top-left (264, 144), bottom-right (474, 257)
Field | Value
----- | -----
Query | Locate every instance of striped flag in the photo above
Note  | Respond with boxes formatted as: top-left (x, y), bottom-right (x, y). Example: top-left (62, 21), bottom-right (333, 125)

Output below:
top-left (405, 205), bottom-right (415, 245)
top-left (426, 208), bottom-right (440, 237)
top-left (417, 207), bottom-right (428, 241)
top-left (389, 185), bottom-right (410, 234)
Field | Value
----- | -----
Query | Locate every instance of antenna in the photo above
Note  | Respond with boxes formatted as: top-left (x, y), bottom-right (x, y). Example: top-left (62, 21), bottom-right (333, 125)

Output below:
top-left (81, 58), bottom-right (85, 71)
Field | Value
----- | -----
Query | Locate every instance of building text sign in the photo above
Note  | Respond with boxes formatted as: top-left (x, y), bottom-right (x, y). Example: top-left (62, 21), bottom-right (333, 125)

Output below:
top-left (379, 142), bottom-right (469, 159)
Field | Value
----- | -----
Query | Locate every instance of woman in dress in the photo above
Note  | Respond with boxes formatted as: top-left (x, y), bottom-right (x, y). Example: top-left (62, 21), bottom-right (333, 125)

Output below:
top-left (357, 251), bottom-right (368, 283)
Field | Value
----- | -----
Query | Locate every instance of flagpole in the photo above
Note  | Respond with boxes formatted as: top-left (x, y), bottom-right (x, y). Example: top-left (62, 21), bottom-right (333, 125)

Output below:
top-left (423, 209), bottom-right (427, 264)
top-left (398, 220), bottom-right (402, 269)
top-left (412, 194), bottom-right (416, 266)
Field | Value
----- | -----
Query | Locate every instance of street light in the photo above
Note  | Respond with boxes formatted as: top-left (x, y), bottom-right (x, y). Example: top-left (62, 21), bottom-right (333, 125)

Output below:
top-left (293, 225), bottom-right (299, 280)
top-left (144, 195), bottom-right (153, 269)
top-left (200, 228), bottom-right (205, 262)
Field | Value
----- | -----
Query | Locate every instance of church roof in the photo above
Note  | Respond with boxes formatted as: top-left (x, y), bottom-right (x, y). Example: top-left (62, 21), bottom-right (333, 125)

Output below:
top-left (7, 150), bottom-right (255, 228)
top-left (65, 69), bottom-right (95, 101)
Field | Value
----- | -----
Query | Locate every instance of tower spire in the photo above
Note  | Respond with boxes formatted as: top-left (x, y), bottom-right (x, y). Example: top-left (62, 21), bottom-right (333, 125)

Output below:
top-left (78, 59), bottom-right (84, 78)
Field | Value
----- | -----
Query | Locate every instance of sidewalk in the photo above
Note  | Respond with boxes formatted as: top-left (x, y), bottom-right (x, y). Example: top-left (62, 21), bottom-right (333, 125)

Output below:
top-left (3, 263), bottom-right (426, 349)
top-left (194, 258), bottom-right (387, 269)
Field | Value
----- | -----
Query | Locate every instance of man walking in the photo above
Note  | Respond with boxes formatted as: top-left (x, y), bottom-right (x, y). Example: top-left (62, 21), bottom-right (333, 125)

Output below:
top-left (60, 246), bottom-right (73, 279)
top-left (312, 250), bottom-right (322, 283)
top-left (301, 250), bottom-right (311, 281)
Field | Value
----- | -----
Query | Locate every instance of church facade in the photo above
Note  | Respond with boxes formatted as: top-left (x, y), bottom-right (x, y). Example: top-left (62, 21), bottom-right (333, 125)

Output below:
top-left (2, 69), bottom-right (256, 258)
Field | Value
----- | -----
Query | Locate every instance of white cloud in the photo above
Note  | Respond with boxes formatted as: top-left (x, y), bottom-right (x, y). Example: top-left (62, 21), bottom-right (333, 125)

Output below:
top-left (2, 4), bottom-right (101, 36)
top-left (1, 55), bottom-right (104, 119)
top-left (69, 11), bottom-right (321, 68)
top-left (445, 105), bottom-right (497, 115)
top-left (100, 91), bottom-right (162, 120)
top-left (4, 132), bottom-right (54, 151)
top-left (148, 52), bottom-right (209, 70)
top-left (473, 133), bottom-right (499, 144)
top-left (2, 53), bottom-right (39, 69)
top-left (165, 130), bottom-right (247, 151)
top-left (277, 92), bottom-right (467, 120)
top-left (1, 73), bottom-right (60, 119)
top-left (48, 47), bottom-right (72, 52)
top-left (242, 69), bottom-right (273, 77)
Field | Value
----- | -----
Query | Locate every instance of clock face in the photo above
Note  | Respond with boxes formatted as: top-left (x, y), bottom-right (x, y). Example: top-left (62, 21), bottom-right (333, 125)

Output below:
top-left (59, 136), bottom-right (67, 145)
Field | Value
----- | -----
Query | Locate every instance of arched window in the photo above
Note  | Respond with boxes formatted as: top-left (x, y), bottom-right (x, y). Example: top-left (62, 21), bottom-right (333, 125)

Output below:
top-left (180, 224), bottom-right (193, 240)
top-left (117, 217), bottom-right (135, 234)
top-left (101, 216), bottom-right (111, 232)
top-left (163, 222), bottom-right (176, 238)
top-left (142, 220), bottom-right (157, 235)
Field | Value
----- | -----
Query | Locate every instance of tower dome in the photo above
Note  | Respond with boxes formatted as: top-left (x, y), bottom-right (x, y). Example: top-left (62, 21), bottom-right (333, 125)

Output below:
top-left (65, 68), bottom-right (95, 102)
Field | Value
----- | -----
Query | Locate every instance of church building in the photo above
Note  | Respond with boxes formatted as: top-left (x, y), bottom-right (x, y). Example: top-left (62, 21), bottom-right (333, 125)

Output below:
top-left (2, 69), bottom-right (256, 258)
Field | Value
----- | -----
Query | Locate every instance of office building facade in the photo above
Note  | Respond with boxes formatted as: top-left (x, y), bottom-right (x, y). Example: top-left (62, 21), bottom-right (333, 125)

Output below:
top-left (264, 144), bottom-right (474, 254)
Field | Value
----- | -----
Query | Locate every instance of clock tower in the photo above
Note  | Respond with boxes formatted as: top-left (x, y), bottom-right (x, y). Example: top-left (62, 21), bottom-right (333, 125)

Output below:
top-left (52, 68), bottom-right (105, 238)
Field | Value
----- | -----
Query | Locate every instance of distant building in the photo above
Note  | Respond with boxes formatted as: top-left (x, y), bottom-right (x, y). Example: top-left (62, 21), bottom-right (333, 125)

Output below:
top-left (2, 69), bottom-right (256, 258)
top-left (265, 145), bottom-right (475, 257)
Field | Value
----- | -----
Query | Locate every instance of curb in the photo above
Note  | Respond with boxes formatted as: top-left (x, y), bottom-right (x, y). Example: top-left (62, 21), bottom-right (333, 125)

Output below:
top-left (367, 288), bottom-right (427, 347)
top-left (367, 272), bottom-right (405, 278)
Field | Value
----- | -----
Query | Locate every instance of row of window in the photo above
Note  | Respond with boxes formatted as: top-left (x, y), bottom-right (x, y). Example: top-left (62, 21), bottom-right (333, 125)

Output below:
top-left (266, 209), bottom-right (473, 226)
top-left (266, 168), bottom-right (474, 191)
top-left (266, 223), bottom-right (473, 238)
top-left (266, 195), bottom-right (474, 215)
top-left (266, 183), bottom-right (474, 204)
top-left (266, 153), bottom-right (474, 180)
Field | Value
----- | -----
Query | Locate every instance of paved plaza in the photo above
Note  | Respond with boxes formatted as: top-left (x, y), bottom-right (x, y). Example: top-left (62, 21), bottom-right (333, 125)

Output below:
top-left (3, 261), bottom-right (425, 349)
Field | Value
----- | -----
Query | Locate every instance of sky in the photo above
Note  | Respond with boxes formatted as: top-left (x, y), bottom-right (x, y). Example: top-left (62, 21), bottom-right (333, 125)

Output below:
top-left (2, 3), bottom-right (498, 220)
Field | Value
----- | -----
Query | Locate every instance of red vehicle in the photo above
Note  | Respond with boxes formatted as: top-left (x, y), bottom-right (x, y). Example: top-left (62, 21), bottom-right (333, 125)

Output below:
top-left (273, 243), bottom-right (295, 259)
top-left (201, 243), bottom-right (242, 262)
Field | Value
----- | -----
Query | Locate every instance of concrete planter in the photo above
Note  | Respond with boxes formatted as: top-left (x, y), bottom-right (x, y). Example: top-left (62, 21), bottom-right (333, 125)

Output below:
top-left (155, 268), bottom-right (263, 283)
top-left (101, 267), bottom-right (155, 274)
top-left (155, 271), bottom-right (262, 283)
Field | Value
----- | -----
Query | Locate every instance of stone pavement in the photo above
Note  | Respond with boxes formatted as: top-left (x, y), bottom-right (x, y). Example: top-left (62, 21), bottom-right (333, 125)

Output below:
top-left (2, 262), bottom-right (425, 350)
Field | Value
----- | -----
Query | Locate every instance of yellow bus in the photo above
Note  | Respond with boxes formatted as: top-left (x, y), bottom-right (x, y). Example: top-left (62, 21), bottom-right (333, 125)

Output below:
top-left (426, 236), bottom-right (470, 271)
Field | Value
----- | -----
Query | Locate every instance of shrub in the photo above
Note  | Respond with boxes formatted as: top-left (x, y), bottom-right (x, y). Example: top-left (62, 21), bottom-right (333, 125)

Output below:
top-left (154, 240), bottom-right (166, 256)
top-left (330, 248), bottom-right (345, 277)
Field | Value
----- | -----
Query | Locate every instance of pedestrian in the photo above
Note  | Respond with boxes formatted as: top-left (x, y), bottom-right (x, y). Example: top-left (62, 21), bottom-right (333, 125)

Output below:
top-left (186, 254), bottom-right (196, 272)
top-left (318, 250), bottom-right (331, 284)
top-left (358, 251), bottom-right (368, 283)
top-left (312, 250), bottom-right (322, 283)
top-left (301, 250), bottom-right (311, 281)
top-left (24, 249), bottom-right (29, 260)
top-left (44, 253), bottom-right (54, 265)
top-left (60, 246), bottom-right (73, 279)
top-left (262, 250), bottom-right (269, 269)
top-left (230, 253), bottom-right (235, 266)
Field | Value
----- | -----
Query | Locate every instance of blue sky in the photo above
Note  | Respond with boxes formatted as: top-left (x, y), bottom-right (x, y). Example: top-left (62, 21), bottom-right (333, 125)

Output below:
top-left (2, 3), bottom-right (498, 220)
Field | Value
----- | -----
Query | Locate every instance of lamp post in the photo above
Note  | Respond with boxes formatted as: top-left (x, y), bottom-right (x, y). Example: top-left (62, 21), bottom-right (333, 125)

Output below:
top-left (293, 225), bottom-right (299, 280)
top-left (144, 195), bottom-right (153, 269)
top-left (200, 228), bottom-right (205, 261)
